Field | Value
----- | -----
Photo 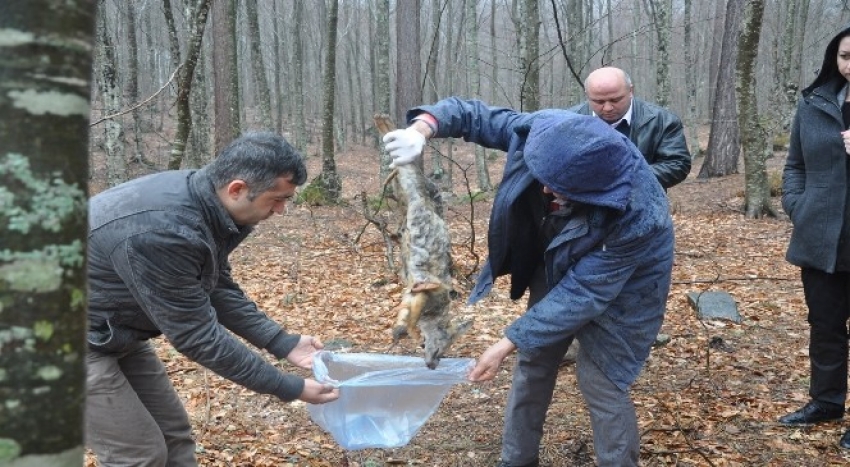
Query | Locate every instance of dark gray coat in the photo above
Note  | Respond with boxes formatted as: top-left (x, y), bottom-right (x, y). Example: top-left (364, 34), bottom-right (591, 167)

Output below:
top-left (569, 98), bottom-right (691, 189)
top-left (87, 168), bottom-right (304, 400)
top-left (782, 23), bottom-right (850, 273)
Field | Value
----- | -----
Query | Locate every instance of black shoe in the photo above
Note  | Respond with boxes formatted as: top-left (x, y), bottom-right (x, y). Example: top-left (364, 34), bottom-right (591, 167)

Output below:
top-left (840, 429), bottom-right (850, 449)
top-left (496, 460), bottom-right (539, 467)
top-left (778, 401), bottom-right (843, 425)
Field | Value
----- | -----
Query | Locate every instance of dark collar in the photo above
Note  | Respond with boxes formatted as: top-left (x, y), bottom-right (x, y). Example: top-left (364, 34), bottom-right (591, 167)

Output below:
top-left (189, 168), bottom-right (249, 240)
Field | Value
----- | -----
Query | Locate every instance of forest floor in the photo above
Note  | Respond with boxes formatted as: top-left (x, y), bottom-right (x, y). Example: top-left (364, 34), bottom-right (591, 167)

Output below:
top-left (86, 134), bottom-right (849, 467)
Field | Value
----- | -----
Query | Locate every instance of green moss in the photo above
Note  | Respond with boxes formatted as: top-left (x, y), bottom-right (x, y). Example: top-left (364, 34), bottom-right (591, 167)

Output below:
top-left (0, 438), bottom-right (21, 462)
top-left (37, 365), bottom-right (62, 381)
top-left (296, 182), bottom-right (332, 206)
top-left (33, 320), bottom-right (53, 342)
top-left (0, 258), bottom-right (62, 293)
top-left (0, 153), bottom-right (86, 235)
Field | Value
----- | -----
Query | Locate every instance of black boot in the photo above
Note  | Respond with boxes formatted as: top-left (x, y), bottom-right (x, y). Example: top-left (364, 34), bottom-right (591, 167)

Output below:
top-left (496, 460), bottom-right (539, 467)
top-left (840, 429), bottom-right (850, 449)
top-left (778, 401), bottom-right (843, 425)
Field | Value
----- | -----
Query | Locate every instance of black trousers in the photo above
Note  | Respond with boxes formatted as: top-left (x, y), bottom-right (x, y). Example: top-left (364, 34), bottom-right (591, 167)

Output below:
top-left (803, 268), bottom-right (850, 407)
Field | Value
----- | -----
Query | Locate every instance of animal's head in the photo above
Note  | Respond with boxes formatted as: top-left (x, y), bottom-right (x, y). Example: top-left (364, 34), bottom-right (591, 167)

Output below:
top-left (421, 318), bottom-right (474, 370)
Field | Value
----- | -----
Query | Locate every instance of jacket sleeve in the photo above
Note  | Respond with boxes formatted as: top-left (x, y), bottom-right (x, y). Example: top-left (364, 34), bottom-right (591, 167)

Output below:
top-left (504, 231), bottom-right (646, 358)
top-left (782, 108), bottom-right (805, 217)
top-left (112, 229), bottom-right (305, 401)
top-left (647, 112), bottom-right (692, 189)
top-left (210, 261), bottom-right (301, 360)
top-left (406, 98), bottom-right (531, 151)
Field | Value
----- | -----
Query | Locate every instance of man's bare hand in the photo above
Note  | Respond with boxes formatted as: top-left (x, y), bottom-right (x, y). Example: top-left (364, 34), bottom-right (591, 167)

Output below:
top-left (286, 335), bottom-right (324, 370)
top-left (468, 337), bottom-right (516, 382)
top-left (299, 378), bottom-right (340, 404)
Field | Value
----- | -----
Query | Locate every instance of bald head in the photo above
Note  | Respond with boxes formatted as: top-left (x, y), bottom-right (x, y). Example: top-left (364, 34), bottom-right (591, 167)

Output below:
top-left (584, 67), bottom-right (634, 123)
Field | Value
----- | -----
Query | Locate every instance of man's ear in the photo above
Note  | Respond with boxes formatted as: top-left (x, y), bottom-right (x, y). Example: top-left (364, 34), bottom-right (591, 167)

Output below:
top-left (224, 179), bottom-right (249, 199)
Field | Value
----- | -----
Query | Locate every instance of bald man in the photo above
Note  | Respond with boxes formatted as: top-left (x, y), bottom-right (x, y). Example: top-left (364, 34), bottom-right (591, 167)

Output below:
top-left (569, 66), bottom-right (691, 189)
top-left (561, 67), bottom-right (690, 366)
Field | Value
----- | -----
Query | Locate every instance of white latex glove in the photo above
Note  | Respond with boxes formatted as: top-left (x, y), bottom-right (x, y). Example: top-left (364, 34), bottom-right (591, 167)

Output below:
top-left (843, 130), bottom-right (850, 156)
top-left (383, 128), bottom-right (426, 168)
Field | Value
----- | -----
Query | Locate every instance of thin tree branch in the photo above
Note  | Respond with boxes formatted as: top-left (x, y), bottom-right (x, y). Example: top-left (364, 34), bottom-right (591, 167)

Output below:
top-left (89, 64), bottom-right (182, 127)
top-left (548, 0), bottom-right (584, 90)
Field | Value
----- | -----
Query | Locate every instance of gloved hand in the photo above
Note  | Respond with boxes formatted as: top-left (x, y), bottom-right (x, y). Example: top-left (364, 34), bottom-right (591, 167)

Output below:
top-left (383, 128), bottom-right (426, 168)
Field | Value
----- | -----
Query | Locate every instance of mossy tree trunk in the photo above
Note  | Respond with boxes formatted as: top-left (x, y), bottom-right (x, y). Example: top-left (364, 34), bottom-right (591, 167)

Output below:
top-left (319, 0), bottom-right (342, 202)
top-left (167, 0), bottom-right (211, 170)
top-left (737, 0), bottom-right (776, 219)
top-left (0, 1), bottom-right (95, 465)
top-left (375, 0), bottom-right (392, 181)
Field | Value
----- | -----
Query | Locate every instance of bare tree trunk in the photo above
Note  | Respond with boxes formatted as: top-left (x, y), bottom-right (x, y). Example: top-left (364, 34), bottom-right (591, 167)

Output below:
top-left (684, 0), bottom-right (700, 156)
top-left (520, 0), bottom-right (540, 111)
top-left (777, 0), bottom-right (801, 132)
top-left (273, 0), bottom-right (284, 133)
top-left (707, 0), bottom-right (727, 119)
top-left (395, 0), bottom-right (423, 133)
top-left (124, 2), bottom-right (146, 166)
top-left (245, 0), bottom-right (273, 130)
top-left (0, 1), bottom-right (94, 463)
top-left (212, 0), bottom-right (240, 154)
top-left (566, 0), bottom-right (584, 102)
top-left (490, 0), bottom-right (498, 101)
top-left (96, 5), bottom-right (128, 187)
top-left (376, 0), bottom-right (392, 180)
top-left (319, 0), bottom-right (342, 201)
top-left (144, 5), bottom-right (161, 131)
top-left (167, 0), bottom-right (211, 170)
top-left (187, 50), bottom-right (211, 168)
top-left (647, 0), bottom-right (672, 106)
top-left (604, 0), bottom-right (614, 64)
top-left (792, 0), bottom-right (811, 85)
top-left (352, 4), bottom-right (367, 145)
top-left (426, 0), bottom-right (446, 182)
top-left (737, 0), bottom-right (774, 218)
top-left (162, 0), bottom-right (182, 70)
top-left (699, 0), bottom-right (742, 179)
top-left (468, 0), bottom-right (492, 191)
top-left (293, 0), bottom-right (307, 153)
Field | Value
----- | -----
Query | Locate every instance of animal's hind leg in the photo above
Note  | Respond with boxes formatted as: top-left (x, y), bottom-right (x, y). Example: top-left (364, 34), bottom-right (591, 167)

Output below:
top-left (392, 302), bottom-right (411, 343)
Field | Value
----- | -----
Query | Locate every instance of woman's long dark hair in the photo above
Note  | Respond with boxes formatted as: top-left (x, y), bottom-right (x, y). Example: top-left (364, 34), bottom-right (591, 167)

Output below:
top-left (804, 23), bottom-right (850, 95)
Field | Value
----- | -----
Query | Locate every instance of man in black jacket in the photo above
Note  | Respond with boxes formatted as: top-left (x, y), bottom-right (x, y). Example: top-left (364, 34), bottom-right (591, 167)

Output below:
top-left (569, 66), bottom-right (692, 190)
top-left (562, 67), bottom-right (691, 365)
top-left (86, 132), bottom-right (339, 467)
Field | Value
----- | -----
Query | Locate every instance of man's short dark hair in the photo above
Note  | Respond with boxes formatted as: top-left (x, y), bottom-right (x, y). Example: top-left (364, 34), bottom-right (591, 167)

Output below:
top-left (206, 132), bottom-right (308, 199)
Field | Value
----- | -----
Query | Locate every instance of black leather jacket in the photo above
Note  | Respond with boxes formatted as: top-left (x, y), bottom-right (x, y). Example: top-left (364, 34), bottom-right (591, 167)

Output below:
top-left (569, 98), bottom-right (692, 189)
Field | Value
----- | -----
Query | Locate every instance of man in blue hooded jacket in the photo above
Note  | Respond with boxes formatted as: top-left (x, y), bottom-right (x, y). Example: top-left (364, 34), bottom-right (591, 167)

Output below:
top-left (383, 99), bottom-right (675, 467)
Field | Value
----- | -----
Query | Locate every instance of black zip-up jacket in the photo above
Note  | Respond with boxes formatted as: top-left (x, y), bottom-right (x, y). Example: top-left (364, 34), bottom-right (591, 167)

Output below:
top-left (87, 168), bottom-right (304, 401)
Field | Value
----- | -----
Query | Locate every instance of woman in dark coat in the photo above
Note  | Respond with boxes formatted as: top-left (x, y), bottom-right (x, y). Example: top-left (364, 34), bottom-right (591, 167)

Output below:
top-left (779, 22), bottom-right (850, 449)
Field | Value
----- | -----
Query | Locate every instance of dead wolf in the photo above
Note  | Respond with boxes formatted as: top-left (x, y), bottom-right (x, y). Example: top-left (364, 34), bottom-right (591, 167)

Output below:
top-left (375, 114), bottom-right (472, 369)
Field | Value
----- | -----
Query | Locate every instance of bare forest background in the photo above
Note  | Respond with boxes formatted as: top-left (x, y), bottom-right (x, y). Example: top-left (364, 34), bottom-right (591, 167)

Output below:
top-left (9, 0), bottom-right (850, 465)
top-left (90, 0), bottom-right (850, 198)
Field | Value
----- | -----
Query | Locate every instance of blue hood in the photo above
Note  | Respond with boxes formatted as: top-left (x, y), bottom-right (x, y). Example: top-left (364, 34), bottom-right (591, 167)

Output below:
top-left (523, 113), bottom-right (639, 211)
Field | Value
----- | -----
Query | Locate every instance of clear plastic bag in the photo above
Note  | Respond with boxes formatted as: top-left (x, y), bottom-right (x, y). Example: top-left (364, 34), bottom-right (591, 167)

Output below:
top-left (307, 351), bottom-right (474, 450)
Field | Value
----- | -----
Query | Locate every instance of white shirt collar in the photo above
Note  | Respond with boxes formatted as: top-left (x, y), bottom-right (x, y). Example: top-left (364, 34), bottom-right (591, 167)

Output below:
top-left (592, 98), bottom-right (634, 127)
